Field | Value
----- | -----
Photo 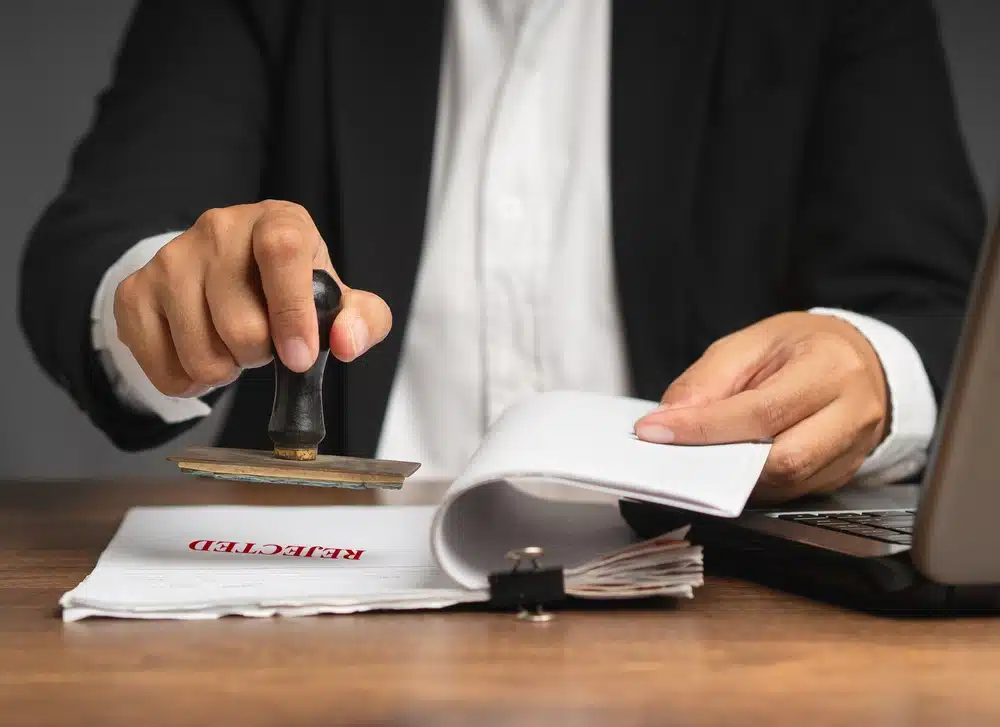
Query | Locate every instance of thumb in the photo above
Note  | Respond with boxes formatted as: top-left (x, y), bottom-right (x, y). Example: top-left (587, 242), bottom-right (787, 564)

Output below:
top-left (328, 286), bottom-right (393, 362)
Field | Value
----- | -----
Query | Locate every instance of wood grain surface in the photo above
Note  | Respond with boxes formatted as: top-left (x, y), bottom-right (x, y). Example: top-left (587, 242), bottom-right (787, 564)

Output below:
top-left (2, 478), bottom-right (1000, 727)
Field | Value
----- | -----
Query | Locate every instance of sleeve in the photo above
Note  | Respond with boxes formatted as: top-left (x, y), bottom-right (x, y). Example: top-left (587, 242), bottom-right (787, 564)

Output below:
top-left (17, 0), bottom-right (280, 451)
top-left (789, 0), bottom-right (986, 409)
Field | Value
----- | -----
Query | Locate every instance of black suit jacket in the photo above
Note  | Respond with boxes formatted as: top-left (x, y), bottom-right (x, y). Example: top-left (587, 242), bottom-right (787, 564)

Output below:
top-left (19, 0), bottom-right (985, 464)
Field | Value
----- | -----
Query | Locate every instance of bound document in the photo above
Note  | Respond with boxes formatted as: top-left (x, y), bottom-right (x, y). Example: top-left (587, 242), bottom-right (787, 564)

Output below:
top-left (60, 391), bottom-right (771, 621)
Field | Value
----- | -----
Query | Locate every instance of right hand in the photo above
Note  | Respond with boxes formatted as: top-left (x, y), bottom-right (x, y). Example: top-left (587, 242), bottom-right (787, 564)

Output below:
top-left (114, 200), bottom-right (392, 398)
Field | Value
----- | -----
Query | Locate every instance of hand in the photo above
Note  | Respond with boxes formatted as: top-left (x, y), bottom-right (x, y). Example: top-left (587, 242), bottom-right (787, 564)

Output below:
top-left (114, 200), bottom-right (392, 398)
top-left (633, 312), bottom-right (889, 503)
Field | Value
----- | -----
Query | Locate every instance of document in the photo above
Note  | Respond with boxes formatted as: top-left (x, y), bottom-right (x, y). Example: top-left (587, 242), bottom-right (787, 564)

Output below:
top-left (60, 390), bottom-right (770, 621)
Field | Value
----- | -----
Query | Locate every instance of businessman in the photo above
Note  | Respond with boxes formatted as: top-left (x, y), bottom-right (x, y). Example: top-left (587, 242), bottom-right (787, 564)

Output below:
top-left (19, 0), bottom-right (985, 506)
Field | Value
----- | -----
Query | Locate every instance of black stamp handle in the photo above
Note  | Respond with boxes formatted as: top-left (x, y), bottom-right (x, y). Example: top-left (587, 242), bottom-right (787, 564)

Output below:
top-left (267, 269), bottom-right (342, 460)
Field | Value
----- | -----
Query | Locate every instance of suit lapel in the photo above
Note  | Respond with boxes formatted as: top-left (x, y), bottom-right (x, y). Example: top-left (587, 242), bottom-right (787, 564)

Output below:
top-left (327, 1), bottom-right (445, 457)
top-left (610, 0), bottom-right (726, 397)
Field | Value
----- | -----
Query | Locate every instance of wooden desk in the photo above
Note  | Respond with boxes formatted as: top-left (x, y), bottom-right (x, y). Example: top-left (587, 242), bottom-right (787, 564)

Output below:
top-left (3, 479), bottom-right (1000, 727)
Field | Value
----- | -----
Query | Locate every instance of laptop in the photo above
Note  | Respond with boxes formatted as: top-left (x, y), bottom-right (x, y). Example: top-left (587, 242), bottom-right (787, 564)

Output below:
top-left (620, 199), bottom-right (1000, 613)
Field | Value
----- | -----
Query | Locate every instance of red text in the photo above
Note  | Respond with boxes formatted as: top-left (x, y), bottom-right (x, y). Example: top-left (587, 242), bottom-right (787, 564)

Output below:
top-left (188, 539), bottom-right (365, 561)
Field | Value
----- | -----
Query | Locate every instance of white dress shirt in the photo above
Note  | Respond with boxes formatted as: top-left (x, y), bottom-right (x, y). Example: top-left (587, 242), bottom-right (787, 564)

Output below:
top-left (90, 0), bottom-right (937, 505)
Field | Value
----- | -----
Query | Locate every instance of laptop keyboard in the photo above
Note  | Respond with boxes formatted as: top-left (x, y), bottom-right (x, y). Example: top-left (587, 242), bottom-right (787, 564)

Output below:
top-left (774, 510), bottom-right (914, 546)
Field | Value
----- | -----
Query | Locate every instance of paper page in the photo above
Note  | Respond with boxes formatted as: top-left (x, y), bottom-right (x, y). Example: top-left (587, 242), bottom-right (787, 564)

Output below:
top-left (60, 505), bottom-right (485, 621)
top-left (429, 390), bottom-right (770, 589)
top-left (430, 478), bottom-right (705, 591)
top-left (431, 479), bottom-right (638, 590)
top-left (439, 390), bottom-right (770, 517)
top-left (60, 502), bottom-right (704, 620)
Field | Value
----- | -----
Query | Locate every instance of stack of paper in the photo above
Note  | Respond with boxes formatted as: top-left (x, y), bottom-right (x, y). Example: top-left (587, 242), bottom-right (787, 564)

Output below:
top-left (59, 504), bottom-right (701, 621)
top-left (61, 391), bottom-right (769, 621)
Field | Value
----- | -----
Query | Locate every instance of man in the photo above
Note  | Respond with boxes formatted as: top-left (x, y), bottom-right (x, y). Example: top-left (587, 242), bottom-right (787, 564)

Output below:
top-left (18, 0), bottom-right (984, 508)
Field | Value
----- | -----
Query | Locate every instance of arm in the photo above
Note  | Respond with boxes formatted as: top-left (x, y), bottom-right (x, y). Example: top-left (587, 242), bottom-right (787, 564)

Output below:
top-left (633, 0), bottom-right (985, 501)
top-left (790, 0), bottom-right (986, 403)
top-left (18, 0), bottom-right (280, 451)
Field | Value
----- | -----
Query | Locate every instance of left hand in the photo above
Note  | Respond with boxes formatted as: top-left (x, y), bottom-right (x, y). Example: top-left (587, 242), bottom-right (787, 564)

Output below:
top-left (633, 312), bottom-right (890, 504)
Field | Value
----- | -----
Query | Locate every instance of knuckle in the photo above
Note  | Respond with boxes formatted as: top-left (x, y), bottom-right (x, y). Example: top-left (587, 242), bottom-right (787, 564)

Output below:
top-left (755, 395), bottom-right (786, 431)
top-left (703, 336), bottom-right (730, 356)
top-left (149, 371), bottom-right (192, 398)
top-left (151, 240), bottom-right (190, 280)
top-left (807, 332), bottom-right (867, 378)
top-left (664, 380), bottom-right (710, 409)
top-left (840, 346), bottom-right (868, 378)
top-left (767, 448), bottom-right (812, 487)
top-left (863, 398), bottom-right (884, 427)
top-left (114, 274), bottom-right (142, 314)
top-left (255, 222), bottom-right (306, 265)
top-left (269, 303), bottom-right (313, 329)
top-left (669, 380), bottom-right (697, 399)
top-left (662, 380), bottom-right (692, 403)
top-left (789, 335), bottom-right (819, 359)
top-left (262, 199), bottom-right (308, 219)
top-left (185, 357), bottom-right (236, 388)
top-left (195, 207), bottom-right (236, 239)
top-left (217, 314), bottom-right (271, 355)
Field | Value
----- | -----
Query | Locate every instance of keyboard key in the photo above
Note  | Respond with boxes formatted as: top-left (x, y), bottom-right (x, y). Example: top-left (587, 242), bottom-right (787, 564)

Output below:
top-left (880, 533), bottom-right (913, 545)
top-left (877, 523), bottom-right (913, 534)
top-left (775, 510), bottom-right (915, 545)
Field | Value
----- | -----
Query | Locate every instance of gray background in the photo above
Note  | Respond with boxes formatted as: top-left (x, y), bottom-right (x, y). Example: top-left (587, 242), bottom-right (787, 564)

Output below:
top-left (2, 1), bottom-right (998, 480)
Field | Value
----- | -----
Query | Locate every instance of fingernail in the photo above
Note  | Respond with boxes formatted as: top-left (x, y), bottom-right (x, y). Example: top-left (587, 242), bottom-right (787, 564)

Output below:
top-left (636, 423), bottom-right (675, 444)
top-left (346, 310), bottom-right (371, 357)
top-left (280, 337), bottom-right (313, 372)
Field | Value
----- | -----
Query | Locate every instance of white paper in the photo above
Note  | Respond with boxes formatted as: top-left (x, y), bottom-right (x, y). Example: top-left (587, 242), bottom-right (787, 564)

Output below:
top-left (432, 390), bottom-right (770, 589)
top-left (61, 390), bottom-right (766, 621)
top-left (60, 503), bottom-right (701, 621)
top-left (445, 391), bottom-right (770, 514)
top-left (60, 505), bottom-right (484, 621)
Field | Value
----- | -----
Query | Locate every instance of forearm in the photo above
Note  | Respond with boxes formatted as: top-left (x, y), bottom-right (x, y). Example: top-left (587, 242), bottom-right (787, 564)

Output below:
top-left (18, 0), bottom-right (275, 449)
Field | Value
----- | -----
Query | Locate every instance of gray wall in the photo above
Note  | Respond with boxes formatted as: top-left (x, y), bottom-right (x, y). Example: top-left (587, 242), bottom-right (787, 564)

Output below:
top-left (1, 1), bottom-right (998, 479)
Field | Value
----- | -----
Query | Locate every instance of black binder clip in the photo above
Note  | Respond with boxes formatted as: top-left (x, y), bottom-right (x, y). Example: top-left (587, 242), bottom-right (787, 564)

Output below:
top-left (487, 546), bottom-right (565, 622)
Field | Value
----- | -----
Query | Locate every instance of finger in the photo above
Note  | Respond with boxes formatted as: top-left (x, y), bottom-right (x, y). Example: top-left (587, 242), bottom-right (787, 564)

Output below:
top-left (635, 351), bottom-right (842, 444)
top-left (205, 259), bottom-right (273, 369)
top-left (329, 287), bottom-right (393, 362)
top-left (752, 448), bottom-right (865, 505)
top-left (158, 271), bottom-right (240, 389)
top-left (114, 277), bottom-right (197, 397)
top-left (658, 329), bottom-right (773, 410)
top-left (753, 397), bottom-right (872, 501)
top-left (251, 209), bottom-right (323, 373)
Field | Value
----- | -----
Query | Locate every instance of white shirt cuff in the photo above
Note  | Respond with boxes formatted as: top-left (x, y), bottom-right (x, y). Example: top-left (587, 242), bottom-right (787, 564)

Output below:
top-left (90, 231), bottom-right (214, 424)
top-left (809, 307), bottom-right (937, 484)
